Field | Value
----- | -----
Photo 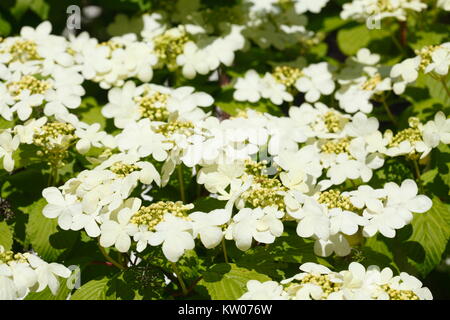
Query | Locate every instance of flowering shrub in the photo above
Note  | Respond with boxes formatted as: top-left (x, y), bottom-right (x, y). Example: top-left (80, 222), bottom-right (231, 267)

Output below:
top-left (0, 0), bottom-right (449, 300)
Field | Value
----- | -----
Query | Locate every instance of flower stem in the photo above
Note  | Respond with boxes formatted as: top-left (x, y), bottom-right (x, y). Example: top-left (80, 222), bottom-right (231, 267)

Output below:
top-left (399, 21), bottom-right (407, 47)
top-left (381, 96), bottom-right (398, 127)
top-left (440, 76), bottom-right (450, 98)
top-left (97, 240), bottom-right (125, 270)
top-left (171, 262), bottom-right (188, 296)
top-left (222, 239), bottom-right (229, 264)
top-left (412, 159), bottom-right (424, 192)
top-left (177, 165), bottom-right (186, 203)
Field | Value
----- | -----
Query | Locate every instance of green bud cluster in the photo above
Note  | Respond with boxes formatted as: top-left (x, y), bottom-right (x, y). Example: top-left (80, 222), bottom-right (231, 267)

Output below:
top-left (361, 73), bottom-right (382, 91)
top-left (415, 45), bottom-right (440, 72)
top-left (376, 0), bottom-right (395, 11)
top-left (2, 39), bottom-right (41, 62)
top-left (7, 75), bottom-right (51, 96)
top-left (380, 284), bottom-right (420, 300)
top-left (98, 41), bottom-right (124, 52)
top-left (272, 66), bottom-right (303, 88)
top-left (135, 91), bottom-right (170, 121)
top-left (244, 159), bottom-right (269, 176)
top-left (0, 250), bottom-right (28, 265)
top-left (300, 274), bottom-right (341, 298)
top-left (322, 111), bottom-right (345, 133)
top-left (318, 189), bottom-right (358, 212)
top-left (242, 175), bottom-right (287, 211)
top-left (388, 117), bottom-right (422, 147)
top-left (109, 162), bottom-right (140, 177)
top-left (154, 29), bottom-right (190, 71)
top-left (33, 122), bottom-right (76, 167)
top-left (130, 201), bottom-right (192, 231)
top-left (320, 137), bottom-right (352, 155)
top-left (154, 120), bottom-right (194, 137)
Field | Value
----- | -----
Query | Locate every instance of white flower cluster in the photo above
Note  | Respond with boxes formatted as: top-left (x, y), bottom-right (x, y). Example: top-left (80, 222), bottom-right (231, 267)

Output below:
top-left (336, 48), bottom-right (391, 114)
top-left (0, 114), bottom-right (116, 172)
top-left (233, 62), bottom-right (335, 105)
top-left (341, 0), bottom-right (427, 22)
top-left (240, 262), bottom-right (433, 300)
top-left (140, 13), bottom-right (245, 79)
top-left (437, 0), bottom-right (450, 11)
top-left (0, 245), bottom-right (71, 300)
top-left (39, 100), bottom-right (444, 261)
top-left (68, 32), bottom-right (156, 89)
top-left (390, 42), bottom-right (450, 94)
top-left (0, 22), bottom-right (84, 121)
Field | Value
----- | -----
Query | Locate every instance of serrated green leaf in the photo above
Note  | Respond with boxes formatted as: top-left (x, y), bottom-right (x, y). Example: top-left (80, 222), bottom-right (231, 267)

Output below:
top-left (0, 221), bottom-right (13, 250)
top-left (198, 263), bottom-right (271, 300)
top-left (408, 197), bottom-right (450, 277)
top-left (25, 198), bottom-right (78, 261)
top-left (25, 277), bottom-right (72, 300)
top-left (71, 277), bottom-right (110, 300)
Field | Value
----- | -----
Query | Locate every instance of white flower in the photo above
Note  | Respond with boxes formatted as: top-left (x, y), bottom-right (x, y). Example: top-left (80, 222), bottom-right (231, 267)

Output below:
top-left (295, 62), bottom-right (335, 102)
top-left (233, 70), bottom-right (263, 103)
top-left (14, 117), bottom-right (47, 144)
top-left (425, 44), bottom-right (450, 76)
top-left (296, 198), bottom-right (330, 240)
top-left (226, 206), bottom-right (284, 251)
top-left (260, 73), bottom-right (293, 105)
top-left (362, 206), bottom-right (406, 238)
top-left (133, 225), bottom-right (154, 253)
top-left (293, 0), bottom-right (329, 14)
top-left (0, 131), bottom-right (20, 172)
top-left (42, 187), bottom-right (83, 230)
top-left (390, 57), bottom-right (420, 94)
top-left (12, 90), bottom-right (44, 121)
top-left (75, 123), bottom-right (109, 154)
top-left (167, 86), bottom-right (213, 114)
top-left (423, 111), bottom-right (450, 146)
top-left (348, 185), bottom-right (386, 212)
top-left (25, 254), bottom-right (71, 295)
top-left (99, 198), bottom-right (140, 252)
top-left (384, 179), bottom-right (432, 223)
top-left (190, 209), bottom-right (230, 249)
top-left (148, 213), bottom-right (195, 262)
top-left (239, 280), bottom-right (288, 300)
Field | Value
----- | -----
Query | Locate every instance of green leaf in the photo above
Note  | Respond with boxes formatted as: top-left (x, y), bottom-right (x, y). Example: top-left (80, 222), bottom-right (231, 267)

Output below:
top-left (29, 0), bottom-right (49, 19)
top-left (0, 221), bottom-right (13, 250)
top-left (104, 266), bottom-right (168, 300)
top-left (76, 97), bottom-right (106, 130)
top-left (425, 75), bottom-right (450, 106)
top-left (25, 277), bottom-right (72, 300)
top-left (409, 30), bottom-right (449, 51)
top-left (0, 13), bottom-right (11, 36)
top-left (198, 263), bottom-right (271, 300)
top-left (337, 24), bottom-right (390, 56)
top-left (408, 197), bottom-right (450, 277)
top-left (10, 0), bottom-right (33, 19)
top-left (337, 25), bottom-right (370, 56)
top-left (71, 277), bottom-right (110, 300)
top-left (25, 198), bottom-right (78, 261)
top-left (360, 236), bottom-right (399, 272)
